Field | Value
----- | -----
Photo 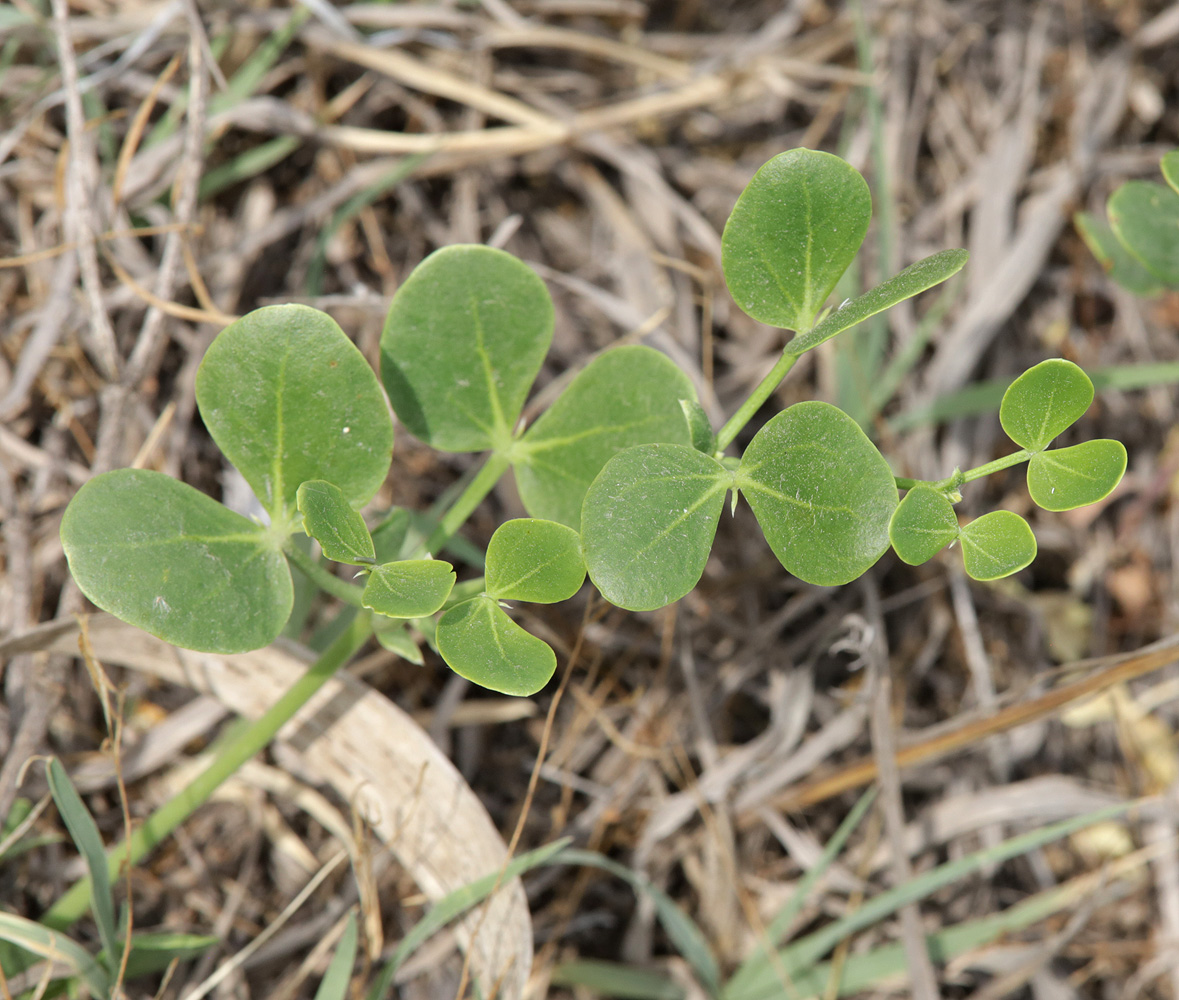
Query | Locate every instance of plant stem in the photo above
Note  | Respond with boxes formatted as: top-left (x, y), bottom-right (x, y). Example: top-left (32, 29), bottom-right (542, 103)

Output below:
top-left (40, 613), bottom-right (372, 931)
top-left (894, 450), bottom-right (1031, 493)
top-left (284, 542), bottom-right (366, 606)
top-left (424, 451), bottom-right (512, 556)
top-left (714, 350), bottom-right (800, 453)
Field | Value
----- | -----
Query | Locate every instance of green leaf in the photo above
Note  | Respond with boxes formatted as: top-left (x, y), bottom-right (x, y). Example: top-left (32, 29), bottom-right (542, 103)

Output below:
top-left (1108, 180), bottom-right (1179, 286)
top-left (436, 596), bottom-right (556, 696)
top-left (1162, 150), bottom-right (1179, 195)
top-left (362, 559), bottom-right (456, 618)
top-left (297, 480), bottom-right (375, 565)
top-left (61, 469), bottom-right (293, 654)
top-left (45, 759), bottom-right (119, 970)
top-left (682, 399), bottom-right (715, 453)
top-left (195, 304), bottom-right (393, 521)
top-left (514, 346), bottom-right (697, 528)
top-left (111, 932), bottom-right (219, 980)
top-left (888, 487), bottom-right (959, 566)
top-left (1027, 439), bottom-right (1127, 512)
top-left (958, 511), bottom-right (1036, 581)
top-left (380, 245), bottom-right (553, 453)
top-left (550, 960), bottom-right (683, 1000)
top-left (314, 911), bottom-right (358, 1000)
top-left (788, 249), bottom-right (968, 356)
top-left (371, 616), bottom-right (424, 663)
top-left (737, 402), bottom-right (898, 587)
top-left (722, 148), bottom-right (871, 331)
top-left (1074, 211), bottom-right (1166, 297)
top-left (999, 359), bottom-right (1094, 452)
top-left (581, 444), bottom-right (731, 612)
top-left (485, 519), bottom-right (586, 603)
top-left (0, 913), bottom-right (110, 998)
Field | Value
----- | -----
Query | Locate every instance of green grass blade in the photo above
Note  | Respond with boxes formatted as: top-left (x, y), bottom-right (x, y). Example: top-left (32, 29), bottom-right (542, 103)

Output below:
top-left (550, 959), bottom-right (685, 999)
top-left (314, 911), bottom-right (358, 1000)
top-left (199, 135), bottom-right (300, 201)
top-left (103, 931), bottom-right (219, 980)
top-left (45, 757), bottom-right (121, 972)
top-left (0, 912), bottom-right (110, 997)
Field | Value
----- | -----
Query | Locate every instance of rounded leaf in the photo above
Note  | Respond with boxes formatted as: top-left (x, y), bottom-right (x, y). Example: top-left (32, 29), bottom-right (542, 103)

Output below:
top-left (514, 345), bottom-right (697, 528)
top-left (1108, 180), bottom-right (1179, 286)
top-left (722, 148), bottom-right (871, 332)
top-left (1074, 211), bottom-right (1165, 297)
top-left (297, 480), bottom-right (375, 565)
top-left (380, 245), bottom-right (553, 453)
top-left (1027, 439), bottom-right (1127, 512)
top-left (889, 487), bottom-right (959, 566)
top-left (1000, 359), bottom-right (1094, 452)
top-left (436, 595), bottom-right (557, 696)
top-left (362, 559), bottom-right (456, 618)
top-left (737, 401), bottom-right (898, 586)
top-left (581, 443), bottom-right (730, 612)
top-left (195, 305), bottom-right (393, 521)
top-left (60, 470), bottom-right (292, 653)
top-left (485, 519), bottom-right (585, 604)
top-left (372, 616), bottom-right (424, 664)
top-left (959, 511), bottom-right (1036, 581)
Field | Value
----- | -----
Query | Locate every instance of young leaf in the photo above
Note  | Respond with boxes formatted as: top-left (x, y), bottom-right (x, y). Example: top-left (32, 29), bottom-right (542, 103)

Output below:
top-left (1162, 150), bottom-right (1179, 195)
top-left (195, 304), bottom-right (393, 521)
top-left (297, 480), bottom-right (375, 565)
top-left (363, 559), bottom-right (456, 618)
top-left (959, 511), bottom-right (1036, 581)
top-left (889, 486), bottom-right (959, 566)
top-left (371, 616), bottom-right (424, 664)
top-left (1000, 359), bottom-right (1094, 452)
top-left (485, 519), bottom-right (585, 603)
top-left (61, 469), bottom-right (293, 654)
top-left (380, 245), bottom-right (553, 453)
top-left (681, 399), bottom-right (715, 453)
top-left (722, 148), bottom-right (871, 332)
top-left (738, 402), bottom-right (898, 586)
top-left (436, 595), bottom-right (557, 696)
top-left (1074, 211), bottom-right (1166, 297)
top-left (787, 249), bottom-right (968, 357)
top-left (581, 443), bottom-right (731, 612)
top-left (513, 345), bottom-right (697, 528)
top-left (1108, 180), bottom-right (1179, 286)
top-left (1027, 439), bottom-right (1127, 512)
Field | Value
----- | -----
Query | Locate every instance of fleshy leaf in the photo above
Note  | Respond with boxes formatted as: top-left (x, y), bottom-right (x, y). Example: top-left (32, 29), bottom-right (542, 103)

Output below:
top-left (1108, 180), bottom-right (1179, 287)
top-left (514, 346), bottom-right (697, 528)
top-left (372, 616), bottom-right (424, 664)
top-left (581, 443), bottom-right (730, 611)
top-left (436, 595), bottom-right (556, 696)
top-left (195, 304), bottom-right (393, 521)
top-left (485, 519), bottom-right (585, 603)
top-left (1026, 440), bottom-right (1127, 512)
top-left (60, 469), bottom-right (292, 653)
top-left (889, 487), bottom-right (959, 565)
top-left (722, 148), bottom-right (871, 332)
top-left (363, 559), bottom-right (455, 618)
top-left (738, 402), bottom-right (898, 586)
top-left (788, 249), bottom-right (968, 356)
top-left (1074, 211), bottom-right (1166, 297)
top-left (959, 511), bottom-right (1037, 581)
top-left (1000, 360), bottom-right (1094, 452)
top-left (1162, 151), bottom-right (1179, 195)
top-left (297, 480), bottom-right (375, 565)
top-left (380, 245), bottom-right (553, 453)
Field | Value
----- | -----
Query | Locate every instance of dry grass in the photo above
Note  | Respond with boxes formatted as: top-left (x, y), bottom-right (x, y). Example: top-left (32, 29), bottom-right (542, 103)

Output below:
top-left (2, 1), bottom-right (1179, 998)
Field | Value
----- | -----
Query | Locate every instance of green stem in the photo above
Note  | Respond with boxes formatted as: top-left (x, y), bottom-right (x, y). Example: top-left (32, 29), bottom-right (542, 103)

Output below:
top-left (284, 541), bottom-right (366, 606)
top-left (41, 613), bottom-right (372, 931)
top-left (424, 451), bottom-right (512, 556)
top-left (715, 350), bottom-right (799, 453)
top-left (894, 450), bottom-right (1032, 493)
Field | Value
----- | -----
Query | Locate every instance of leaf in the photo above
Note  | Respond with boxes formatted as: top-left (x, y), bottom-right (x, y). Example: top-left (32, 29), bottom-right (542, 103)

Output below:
top-left (314, 911), bottom-right (358, 1000)
top-left (1074, 211), bottom-right (1166, 297)
top-left (959, 511), bottom-right (1036, 581)
top-left (195, 304), bottom-right (393, 521)
top-left (363, 559), bottom-right (456, 618)
top-left (485, 519), bottom-right (586, 603)
top-left (722, 148), bottom-right (872, 332)
top-left (45, 759), bottom-right (120, 970)
top-left (999, 359), bottom-right (1094, 452)
top-left (380, 245), bottom-right (553, 453)
top-left (514, 346), bottom-right (697, 528)
top-left (1027, 439), bottom-right (1127, 512)
top-left (371, 616), bottom-right (424, 663)
top-left (738, 402), bottom-right (898, 587)
top-left (112, 932), bottom-right (219, 980)
top-left (436, 596), bottom-right (557, 696)
top-left (581, 444), bottom-right (731, 612)
top-left (550, 960), bottom-right (683, 1000)
top-left (1162, 150), bottom-right (1179, 195)
top-left (681, 399), bottom-right (715, 453)
top-left (0, 913), bottom-right (110, 998)
top-left (297, 480), bottom-right (375, 565)
top-left (888, 487), bottom-right (959, 566)
top-left (788, 249), bottom-right (968, 356)
top-left (60, 469), bottom-right (293, 654)
top-left (1108, 180), bottom-right (1179, 286)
